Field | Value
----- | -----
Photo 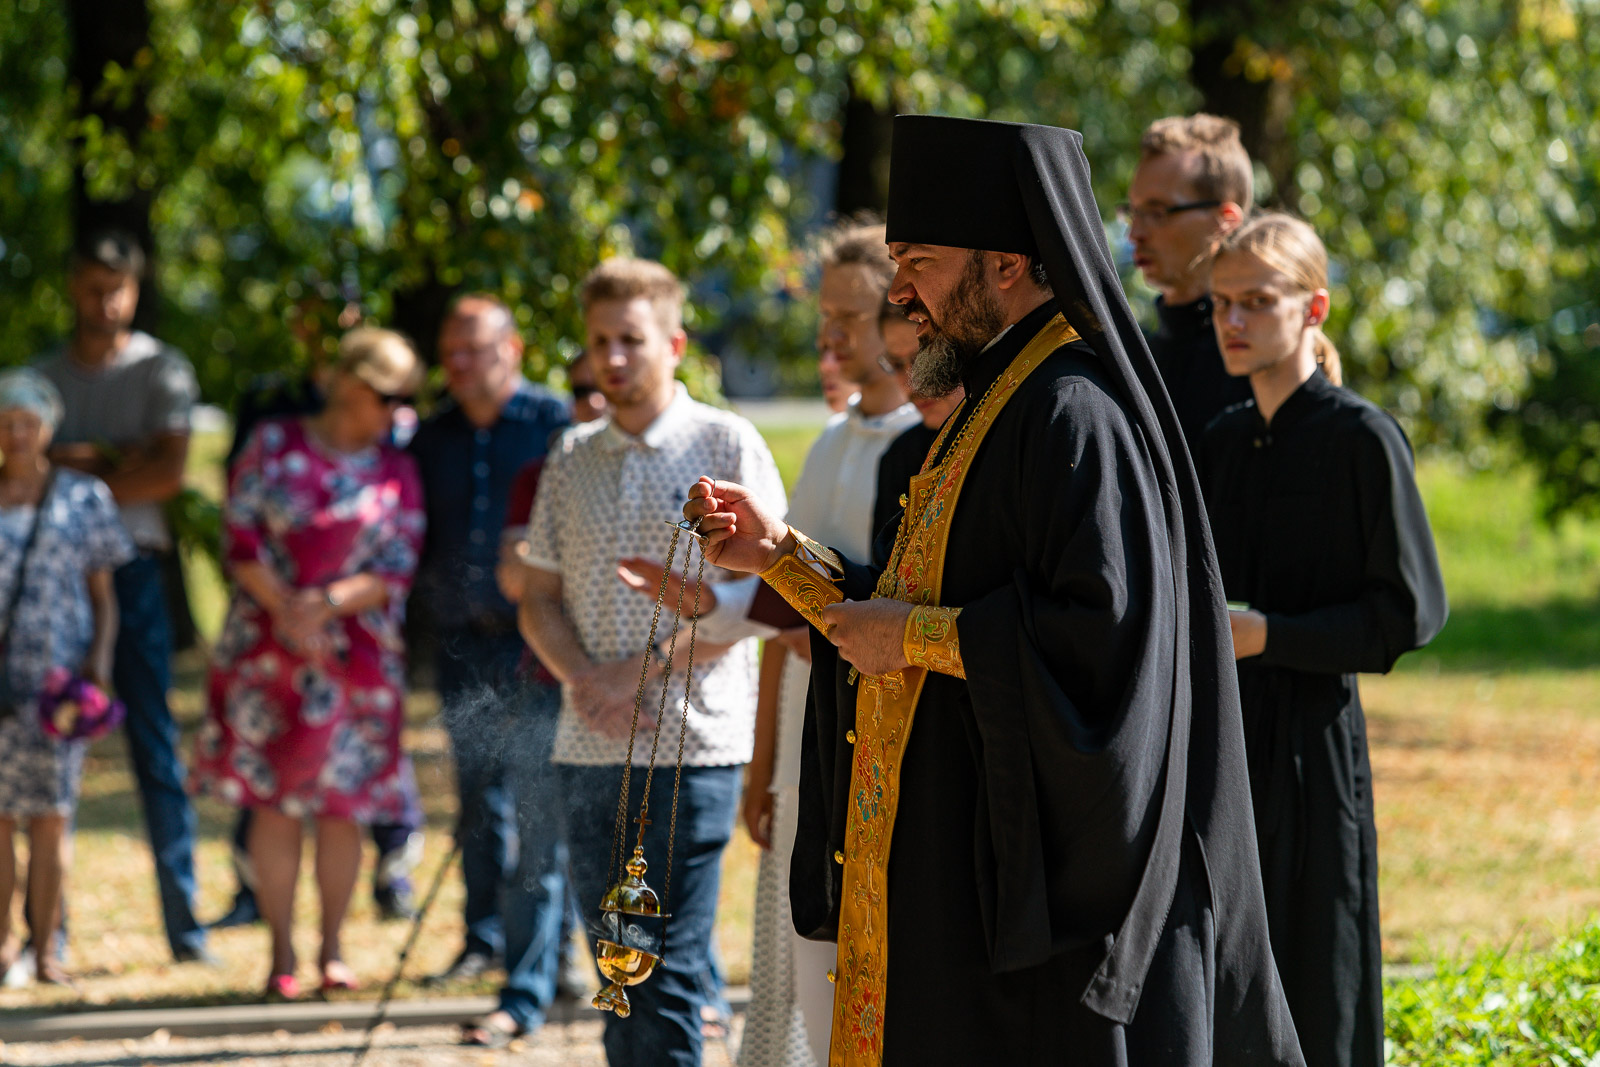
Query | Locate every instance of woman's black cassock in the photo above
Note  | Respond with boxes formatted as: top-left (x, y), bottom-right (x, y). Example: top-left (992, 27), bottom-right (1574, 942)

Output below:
top-left (781, 114), bottom-right (1303, 1067)
top-left (1201, 373), bottom-right (1447, 1067)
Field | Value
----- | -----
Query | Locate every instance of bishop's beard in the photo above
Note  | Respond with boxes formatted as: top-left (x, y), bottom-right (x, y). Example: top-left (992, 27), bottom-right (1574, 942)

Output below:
top-left (908, 250), bottom-right (1006, 402)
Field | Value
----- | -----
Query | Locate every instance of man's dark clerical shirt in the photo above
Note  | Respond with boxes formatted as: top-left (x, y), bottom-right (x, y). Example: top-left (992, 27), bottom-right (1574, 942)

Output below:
top-left (1148, 295), bottom-right (1251, 461)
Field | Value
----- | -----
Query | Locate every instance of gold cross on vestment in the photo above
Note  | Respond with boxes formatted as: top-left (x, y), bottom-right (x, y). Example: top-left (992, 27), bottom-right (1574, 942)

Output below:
top-left (851, 865), bottom-right (884, 940)
top-left (860, 670), bottom-right (906, 728)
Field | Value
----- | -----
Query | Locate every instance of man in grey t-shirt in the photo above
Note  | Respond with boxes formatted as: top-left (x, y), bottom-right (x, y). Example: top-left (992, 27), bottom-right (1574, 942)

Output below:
top-left (35, 231), bottom-right (210, 963)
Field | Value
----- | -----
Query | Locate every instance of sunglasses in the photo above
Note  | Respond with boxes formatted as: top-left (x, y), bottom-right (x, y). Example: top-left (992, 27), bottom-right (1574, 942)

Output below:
top-left (572, 384), bottom-right (600, 401)
top-left (374, 389), bottom-right (413, 407)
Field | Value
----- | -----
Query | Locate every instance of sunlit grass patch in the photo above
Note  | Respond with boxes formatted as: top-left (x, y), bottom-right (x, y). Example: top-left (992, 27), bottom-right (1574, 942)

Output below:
top-left (1386, 922), bottom-right (1600, 1064)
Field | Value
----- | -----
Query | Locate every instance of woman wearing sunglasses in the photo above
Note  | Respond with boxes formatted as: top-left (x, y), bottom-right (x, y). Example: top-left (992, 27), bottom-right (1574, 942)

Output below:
top-left (193, 327), bottom-right (427, 1000)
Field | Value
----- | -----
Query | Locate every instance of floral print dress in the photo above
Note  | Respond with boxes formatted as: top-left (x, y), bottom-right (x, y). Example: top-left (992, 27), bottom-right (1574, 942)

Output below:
top-left (0, 470), bottom-right (133, 816)
top-left (193, 418), bottom-right (425, 824)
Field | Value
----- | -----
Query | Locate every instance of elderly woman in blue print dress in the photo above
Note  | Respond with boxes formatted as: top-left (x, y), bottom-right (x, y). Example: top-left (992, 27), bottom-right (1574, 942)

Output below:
top-left (0, 369), bottom-right (133, 986)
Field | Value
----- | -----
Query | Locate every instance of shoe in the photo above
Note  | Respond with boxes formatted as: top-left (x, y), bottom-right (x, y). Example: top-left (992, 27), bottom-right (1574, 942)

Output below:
top-left (207, 896), bottom-right (262, 930)
top-left (424, 950), bottom-right (495, 986)
top-left (319, 960), bottom-right (360, 994)
top-left (2, 947), bottom-right (35, 989)
top-left (701, 1002), bottom-right (732, 1040)
top-left (265, 973), bottom-right (300, 1002)
top-left (373, 886), bottom-right (418, 923)
top-left (173, 944), bottom-right (221, 967)
top-left (459, 1011), bottom-right (526, 1049)
top-left (36, 960), bottom-right (79, 990)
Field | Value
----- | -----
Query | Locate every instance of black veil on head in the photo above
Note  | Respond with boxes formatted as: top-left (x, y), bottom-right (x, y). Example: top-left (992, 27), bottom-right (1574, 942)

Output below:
top-left (885, 114), bottom-right (1273, 1037)
top-left (885, 114), bottom-right (1181, 480)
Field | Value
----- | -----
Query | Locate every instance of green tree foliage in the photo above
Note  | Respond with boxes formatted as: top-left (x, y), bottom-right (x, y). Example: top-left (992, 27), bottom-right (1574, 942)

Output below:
top-left (0, 0), bottom-right (74, 365)
top-left (1, 0), bottom-right (1596, 468)
top-left (1274, 0), bottom-right (1588, 452)
top-left (1502, 6), bottom-right (1600, 518)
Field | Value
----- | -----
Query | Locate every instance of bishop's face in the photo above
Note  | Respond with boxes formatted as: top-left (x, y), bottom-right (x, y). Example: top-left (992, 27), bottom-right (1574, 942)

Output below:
top-left (887, 242), bottom-right (1005, 400)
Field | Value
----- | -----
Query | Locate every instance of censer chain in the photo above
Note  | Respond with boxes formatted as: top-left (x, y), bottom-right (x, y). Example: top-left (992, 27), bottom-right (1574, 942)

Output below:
top-left (659, 529), bottom-right (711, 951)
top-left (630, 520), bottom-right (701, 857)
top-left (608, 522), bottom-right (686, 891)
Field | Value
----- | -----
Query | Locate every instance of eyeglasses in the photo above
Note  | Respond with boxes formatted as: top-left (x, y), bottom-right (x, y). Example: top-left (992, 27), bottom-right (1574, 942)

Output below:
top-left (1115, 200), bottom-right (1223, 227)
top-left (818, 309), bottom-right (878, 331)
top-left (375, 390), bottom-right (413, 407)
top-left (572, 384), bottom-right (600, 401)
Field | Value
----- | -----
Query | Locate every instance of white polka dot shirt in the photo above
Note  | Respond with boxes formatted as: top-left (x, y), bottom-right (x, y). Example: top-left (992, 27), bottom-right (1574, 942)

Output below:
top-left (524, 385), bottom-right (787, 767)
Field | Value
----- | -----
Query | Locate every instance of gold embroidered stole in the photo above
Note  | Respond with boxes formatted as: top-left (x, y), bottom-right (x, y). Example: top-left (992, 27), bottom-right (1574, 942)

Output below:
top-left (828, 314), bottom-right (1079, 1066)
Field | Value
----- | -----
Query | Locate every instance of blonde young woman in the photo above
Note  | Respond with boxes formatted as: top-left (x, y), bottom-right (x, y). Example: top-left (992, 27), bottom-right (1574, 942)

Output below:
top-left (1200, 213), bottom-right (1448, 1067)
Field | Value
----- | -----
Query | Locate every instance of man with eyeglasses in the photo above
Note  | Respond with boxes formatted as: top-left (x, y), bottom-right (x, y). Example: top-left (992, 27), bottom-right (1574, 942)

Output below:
top-left (1124, 114), bottom-right (1254, 452)
top-left (406, 293), bottom-right (571, 1006)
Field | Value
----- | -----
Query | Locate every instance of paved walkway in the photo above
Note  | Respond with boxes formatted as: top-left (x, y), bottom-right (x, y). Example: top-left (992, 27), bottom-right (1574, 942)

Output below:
top-left (0, 1016), bottom-right (746, 1065)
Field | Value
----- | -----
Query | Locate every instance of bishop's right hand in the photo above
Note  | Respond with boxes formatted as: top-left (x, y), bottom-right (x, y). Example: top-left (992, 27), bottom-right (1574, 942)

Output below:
top-left (683, 476), bottom-right (792, 574)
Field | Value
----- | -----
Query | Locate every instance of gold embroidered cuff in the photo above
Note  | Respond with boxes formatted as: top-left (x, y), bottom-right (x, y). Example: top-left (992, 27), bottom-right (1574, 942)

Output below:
top-left (758, 537), bottom-right (844, 632)
top-left (903, 604), bottom-right (965, 678)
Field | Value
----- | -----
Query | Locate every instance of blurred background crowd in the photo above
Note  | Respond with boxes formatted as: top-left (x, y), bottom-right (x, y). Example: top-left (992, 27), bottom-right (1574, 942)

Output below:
top-left (3, 3), bottom-right (1600, 1066)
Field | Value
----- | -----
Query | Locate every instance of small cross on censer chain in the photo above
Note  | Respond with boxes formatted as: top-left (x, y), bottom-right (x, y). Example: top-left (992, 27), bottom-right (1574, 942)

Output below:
top-left (590, 517), bottom-right (712, 1018)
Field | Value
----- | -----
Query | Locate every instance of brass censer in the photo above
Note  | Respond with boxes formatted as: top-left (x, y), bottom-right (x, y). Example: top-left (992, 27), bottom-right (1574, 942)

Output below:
top-left (591, 518), bottom-right (712, 1018)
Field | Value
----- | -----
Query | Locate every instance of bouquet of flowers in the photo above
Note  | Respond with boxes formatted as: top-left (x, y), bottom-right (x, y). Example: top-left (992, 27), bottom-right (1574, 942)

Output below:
top-left (37, 667), bottom-right (125, 741)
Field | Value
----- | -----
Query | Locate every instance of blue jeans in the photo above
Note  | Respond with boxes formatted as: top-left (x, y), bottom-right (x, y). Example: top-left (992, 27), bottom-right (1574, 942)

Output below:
top-left (435, 628), bottom-right (538, 960)
top-left (497, 679), bottom-right (569, 1031)
top-left (563, 762), bottom-right (741, 1067)
top-left (114, 553), bottom-right (205, 958)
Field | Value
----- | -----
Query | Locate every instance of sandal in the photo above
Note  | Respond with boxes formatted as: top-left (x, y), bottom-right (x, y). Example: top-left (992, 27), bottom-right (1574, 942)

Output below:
top-left (319, 959), bottom-right (360, 994)
top-left (460, 1011), bottom-right (526, 1049)
top-left (265, 973), bottom-right (300, 1002)
top-left (701, 1002), bottom-right (731, 1040)
top-left (35, 960), bottom-right (78, 990)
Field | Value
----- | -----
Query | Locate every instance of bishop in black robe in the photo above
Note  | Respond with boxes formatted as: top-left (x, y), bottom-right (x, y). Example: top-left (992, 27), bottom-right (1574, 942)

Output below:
top-left (687, 116), bottom-right (1304, 1066)
top-left (1200, 371), bottom-right (1447, 1067)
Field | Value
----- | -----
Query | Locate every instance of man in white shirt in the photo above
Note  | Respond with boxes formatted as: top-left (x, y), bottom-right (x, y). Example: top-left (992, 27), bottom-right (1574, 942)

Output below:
top-left (739, 221), bottom-right (918, 1067)
top-left (519, 258), bottom-right (784, 1066)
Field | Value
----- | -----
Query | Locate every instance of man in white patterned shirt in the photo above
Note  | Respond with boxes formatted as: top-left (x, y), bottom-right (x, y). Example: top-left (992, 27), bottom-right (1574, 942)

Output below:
top-left (519, 258), bottom-right (784, 1067)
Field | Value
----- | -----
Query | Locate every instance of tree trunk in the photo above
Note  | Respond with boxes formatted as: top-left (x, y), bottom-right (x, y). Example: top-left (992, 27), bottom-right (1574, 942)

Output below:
top-left (68, 0), bottom-right (200, 648)
top-left (833, 80), bottom-right (895, 219)
top-left (1187, 0), bottom-right (1298, 206)
top-left (66, 0), bottom-right (156, 329)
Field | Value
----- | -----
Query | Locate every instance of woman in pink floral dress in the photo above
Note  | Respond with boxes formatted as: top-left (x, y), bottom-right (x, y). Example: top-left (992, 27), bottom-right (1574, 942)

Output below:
top-left (193, 329), bottom-right (426, 1000)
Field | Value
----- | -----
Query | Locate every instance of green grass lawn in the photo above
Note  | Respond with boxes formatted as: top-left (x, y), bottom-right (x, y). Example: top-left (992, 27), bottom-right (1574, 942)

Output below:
top-left (9, 416), bottom-right (1600, 1054)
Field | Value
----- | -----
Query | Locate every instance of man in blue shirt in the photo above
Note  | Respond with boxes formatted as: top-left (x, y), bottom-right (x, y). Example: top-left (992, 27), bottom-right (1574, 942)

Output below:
top-left (407, 295), bottom-right (570, 1020)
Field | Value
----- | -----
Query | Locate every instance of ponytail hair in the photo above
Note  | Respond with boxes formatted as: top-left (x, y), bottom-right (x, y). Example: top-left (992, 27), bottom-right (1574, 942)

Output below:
top-left (1218, 211), bottom-right (1342, 386)
top-left (1311, 330), bottom-right (1342, 386)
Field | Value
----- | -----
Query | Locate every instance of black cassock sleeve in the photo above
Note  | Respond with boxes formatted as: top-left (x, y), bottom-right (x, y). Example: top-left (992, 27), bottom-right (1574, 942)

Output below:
top-left (1260, 411), bottom-right (1448, 674)
top-left (954, 376), bottom-right (1175, 971)
top-left (788, 554), bottom-right (882, 942)
top-left (791, 372), bottom-right (1180, 980)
